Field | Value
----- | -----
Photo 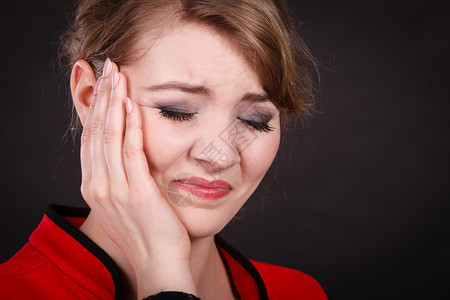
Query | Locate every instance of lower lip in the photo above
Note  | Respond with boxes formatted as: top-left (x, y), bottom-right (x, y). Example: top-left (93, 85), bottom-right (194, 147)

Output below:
top-left (173, 182), bottom-right (231, 200)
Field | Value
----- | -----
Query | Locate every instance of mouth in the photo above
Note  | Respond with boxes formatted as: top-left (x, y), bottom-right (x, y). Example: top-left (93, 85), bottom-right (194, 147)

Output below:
top-left (172, 176), bottom-right (232, 201)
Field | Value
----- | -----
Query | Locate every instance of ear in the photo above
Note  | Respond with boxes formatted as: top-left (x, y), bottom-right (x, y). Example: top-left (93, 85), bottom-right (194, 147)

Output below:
top-left (70, 59), bottom-right (97, 126)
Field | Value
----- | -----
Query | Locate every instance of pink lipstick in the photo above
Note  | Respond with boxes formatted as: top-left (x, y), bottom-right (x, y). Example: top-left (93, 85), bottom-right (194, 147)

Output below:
top-left (172, 177), bottom-right (232, 200)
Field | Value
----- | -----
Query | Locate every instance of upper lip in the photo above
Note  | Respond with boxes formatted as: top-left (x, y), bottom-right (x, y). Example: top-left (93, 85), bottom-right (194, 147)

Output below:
top-left (173, 176), bottom-right (233, 190)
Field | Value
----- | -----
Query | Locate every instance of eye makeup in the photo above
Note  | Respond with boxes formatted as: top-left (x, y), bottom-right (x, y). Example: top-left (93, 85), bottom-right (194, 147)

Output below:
top-left (156, 104), bottom-right (198, 122)
top-left (237, 111), bottom-right (275, 132)
top-left (237, 117), bottom-right (274, 132)
top-left (159, 109), bottom-right (196, 121)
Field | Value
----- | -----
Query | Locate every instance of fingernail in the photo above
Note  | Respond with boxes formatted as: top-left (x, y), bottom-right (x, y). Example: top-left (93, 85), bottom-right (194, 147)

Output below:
top-left (126, 97), bottom-right (133, 114)
top-left (103, 58), bottom-right (112, 77)
top-left (112, 68), bottom-right (119, 89)
top-left (93, 77), bottom-right (103, 95)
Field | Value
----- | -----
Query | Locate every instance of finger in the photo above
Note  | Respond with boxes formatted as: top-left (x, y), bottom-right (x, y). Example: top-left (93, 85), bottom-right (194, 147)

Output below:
top-left (90, 58), bottom-right (114, 200)
top-left (104, 64), bottom-right (128, 191)
top-left (80, 76), bottom-right (102, 196)
top-left (123, 98), bottom-right (158, 196)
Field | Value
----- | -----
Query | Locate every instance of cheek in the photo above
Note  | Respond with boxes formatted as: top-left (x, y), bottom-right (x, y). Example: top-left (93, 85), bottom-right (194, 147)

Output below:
top-left (140, 111), bottom-right (189, 175)
top-left (240, 129), bottom-right (280, 184)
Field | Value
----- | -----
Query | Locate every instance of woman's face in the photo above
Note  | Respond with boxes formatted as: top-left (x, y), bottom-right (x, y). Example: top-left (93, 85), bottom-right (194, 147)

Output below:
top-left (120, 23), bottom-right (280, 239)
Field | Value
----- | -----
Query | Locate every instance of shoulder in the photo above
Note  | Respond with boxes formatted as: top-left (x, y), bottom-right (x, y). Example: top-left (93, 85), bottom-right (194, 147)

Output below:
top-left (0, 243), bottom-right (49, 276)
top-left (250, 260), bottom-right (328, 300)
top-left (0, 242), bottom-right (95, 299)
top-left (0, 243), bottom-right (51, 297)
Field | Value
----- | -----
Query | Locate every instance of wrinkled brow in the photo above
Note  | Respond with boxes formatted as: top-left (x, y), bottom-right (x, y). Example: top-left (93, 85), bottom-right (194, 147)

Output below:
top-left (143, 81), bottom-right (271, 102)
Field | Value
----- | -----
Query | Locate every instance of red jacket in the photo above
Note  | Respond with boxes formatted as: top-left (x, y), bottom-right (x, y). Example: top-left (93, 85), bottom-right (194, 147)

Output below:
top-left (0, 205), bottom-right (327, 299)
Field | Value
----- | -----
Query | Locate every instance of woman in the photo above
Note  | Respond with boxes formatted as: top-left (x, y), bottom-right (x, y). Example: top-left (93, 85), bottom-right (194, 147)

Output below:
top-left (0, 0), bottom-right (327, 299)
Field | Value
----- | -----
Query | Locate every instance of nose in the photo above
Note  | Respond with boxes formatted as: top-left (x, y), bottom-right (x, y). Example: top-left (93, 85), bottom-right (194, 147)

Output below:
top-left (190, 139), bottom-right (241, 176)
top-left (189, 120), bottom-right (246, 176)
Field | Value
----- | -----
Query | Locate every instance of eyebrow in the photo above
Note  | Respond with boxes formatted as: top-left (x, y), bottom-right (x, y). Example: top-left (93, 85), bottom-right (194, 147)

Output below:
top-left (143, 81), bottom-right (271, 102)
top-left (143, 81), bottom-right (211, 96)
top-left (242, 92), bottom-right (271, 102)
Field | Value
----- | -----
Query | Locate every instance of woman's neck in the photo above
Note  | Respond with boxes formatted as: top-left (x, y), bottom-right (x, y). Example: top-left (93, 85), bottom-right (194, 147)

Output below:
top-left (79, 213), bottom-right (237, 300)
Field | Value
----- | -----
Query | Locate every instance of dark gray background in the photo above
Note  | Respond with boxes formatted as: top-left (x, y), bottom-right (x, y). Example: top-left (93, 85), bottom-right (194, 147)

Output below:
top-left (1, 1), bottom-right (449, 299)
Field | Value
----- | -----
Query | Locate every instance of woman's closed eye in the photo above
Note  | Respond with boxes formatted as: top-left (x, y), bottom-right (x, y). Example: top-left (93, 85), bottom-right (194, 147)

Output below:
top-left (159, 109), bottom-right (196, 121)
top-left (238, 117), bottom-right (274, 132)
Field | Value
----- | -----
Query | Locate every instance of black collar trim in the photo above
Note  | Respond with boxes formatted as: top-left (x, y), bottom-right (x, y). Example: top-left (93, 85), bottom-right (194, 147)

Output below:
top-left (46, 204), bottom-right (124, 300)
top-left (46, 204), bottom-right (269, 300)
top-left (215, 235), bottom-right (269, 300)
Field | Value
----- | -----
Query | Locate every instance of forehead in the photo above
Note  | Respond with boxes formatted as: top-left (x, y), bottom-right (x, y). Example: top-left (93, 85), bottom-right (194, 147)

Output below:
top-left (124, 22), bottom-right (263, 93)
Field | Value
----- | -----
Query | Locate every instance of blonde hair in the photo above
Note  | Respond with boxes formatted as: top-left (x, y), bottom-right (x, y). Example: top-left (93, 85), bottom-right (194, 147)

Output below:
top-left (60, 0), bottom-right (318, 131)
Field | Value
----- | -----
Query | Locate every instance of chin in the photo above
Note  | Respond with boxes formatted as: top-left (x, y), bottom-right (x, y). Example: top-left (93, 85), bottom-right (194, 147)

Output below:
top-left (172, 205), bottom-right (235, 240)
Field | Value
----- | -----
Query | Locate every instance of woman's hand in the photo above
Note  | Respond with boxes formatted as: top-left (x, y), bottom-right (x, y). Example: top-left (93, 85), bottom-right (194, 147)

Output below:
top-left (79, 59), bottom-right (197, 298)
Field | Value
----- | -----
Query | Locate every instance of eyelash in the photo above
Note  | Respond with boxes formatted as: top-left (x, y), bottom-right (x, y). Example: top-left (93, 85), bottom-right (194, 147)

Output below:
top-left (159, 109), bottom-right (274, 133)
top-left (159, 110), bottom-right (195, 121)
top-left (238, 117), bottom-right (274, 133)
